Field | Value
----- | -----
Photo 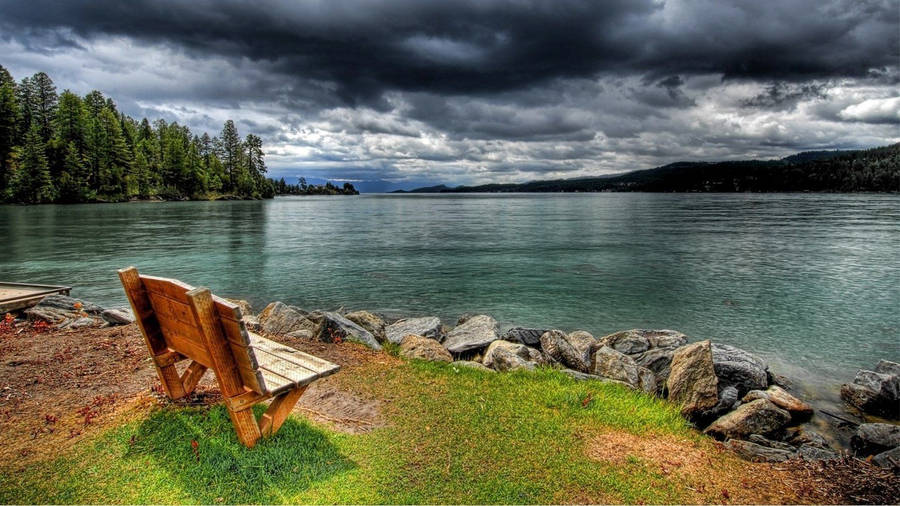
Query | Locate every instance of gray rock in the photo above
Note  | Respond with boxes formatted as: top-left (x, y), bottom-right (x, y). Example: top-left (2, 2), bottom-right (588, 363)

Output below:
top-left (667, 340), bottom-right (720, 420)
top-left (589, 346), bottom-right (656, 393)
top-left (242, 314), bottom-right (261, 332)
top-left (559, 368), bottom-right (633, 387)
top-left (443, 315), bottom-right (499, 354)
top-left (633, 347), bottom-right (677, 393)
top-left (785, 428), bottom-right (830, 450)
top-left (540, 330), bottom-right (594, 372)
top-left (224, 298), bottom-right (253, 318)
top-left (453, 360), bottom-right (495, 372)
top-left (504, 327), bottom-right (549, 347)
top-left (101, 308), bottom-right (134, 325)
top-left (748, 434), bottom-right (797, 451)
top-left (704, 385), bottom-right (740, 419)
top-left (567, 331), bottom-right (599, 361)
top-left (711, 343), bottom-right (769, 397)
top-left (851, 423), bottom-right (900, 456)
top-left (345, 311), bottom-right (386, 342)
top-left (726, 439), bottom-right (795, 462)
top-left (399, 334), bottom-right (453, 363)
top-left (872, 446), bottom-right (900, 471)
top-left (257, 302), bottom-right (321, 336)
top-left (285, 329), bottom-right (313, 339)
top-left (61, 317), bottom-right (98, 329)
top-left (320, 311), bottom-right (381, 350)
top-left (704, 399), bottom-right (792, 440)
top-left (841, 367), bottom-right (900, 419)
top-left (483, 340), bottom-right (546, 372)
top-left (743, 385), bottom-right (814, 420)
top-left (385, 316), bottom-right (441, 345)
top-left (599, 329), bottom-right (688, 355)
top-left (35, 294), bottom-right (104, 315)
top-left (875, 359), bottom-right (900, 377)
top-left (797, 445), bottom-right (839, 461)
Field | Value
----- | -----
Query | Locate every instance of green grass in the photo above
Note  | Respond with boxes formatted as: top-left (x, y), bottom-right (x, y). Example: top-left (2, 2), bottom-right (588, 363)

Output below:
top-left (0, 360), bottom-right (699, 504)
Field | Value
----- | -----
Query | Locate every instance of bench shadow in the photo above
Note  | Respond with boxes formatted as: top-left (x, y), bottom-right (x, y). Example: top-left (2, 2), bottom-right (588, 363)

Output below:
top-left (126, 405), bottom-right (357, 503)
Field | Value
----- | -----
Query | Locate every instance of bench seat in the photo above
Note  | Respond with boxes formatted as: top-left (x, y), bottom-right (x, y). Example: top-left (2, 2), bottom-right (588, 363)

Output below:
top-left (248, 334), bottom-right (340, 395)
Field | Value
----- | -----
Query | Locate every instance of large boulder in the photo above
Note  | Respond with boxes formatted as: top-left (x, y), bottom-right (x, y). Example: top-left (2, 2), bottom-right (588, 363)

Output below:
top-left (345, 311), bottom-right (386, 342)
top-left (726, 439), bottom-right (795, 463)
top-left (599, 329), bottom-right (687, 355)
top-left (443, 315), bottom-right (499, 354)
top-left (743, 386), bottom-right (814, 420)
top-left (540, 330), bottom-right (596, 372)
top-left (385, 316), bottom-right (441, 345)
top-left (840, 362), bottom-right (900, 418)
top-left (483, 340), bottom-right (546, 372)
top-left (320, 311), bottom-right (381, 350)
top-left (633, 347), bottom-right (677, 394)
top-left (872, 446), bottom-right (900, 471)
top-left (851, 423), bottom-right (900, 456)
top-left (257, 302), bottom-right (321, 336)
top-left (504, 327), bottom-right (550, 347)
top-left (25, 294), bottom-right (104, 323)
top-left (399, 334), bottom-right (452, 363)
top-left (666, 340), bottom-right (719, 420)
top-left (711, 343), bottom-right (769, 397)
top-left (704, 398), bottom-right (792, 440)
top-left (589, 346), bottom-right (656, 393)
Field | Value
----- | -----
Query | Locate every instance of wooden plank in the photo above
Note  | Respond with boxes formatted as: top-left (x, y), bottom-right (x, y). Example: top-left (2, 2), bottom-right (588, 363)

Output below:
top-left (147, 292), bottom-right (199, 329)
top-left (153, 349), bottom-right (186, 368)
top-left (212, 295), bottom-right (243, 321)
top-left (255, 349), bottom-right (320, 386)
top-left (229, 346), bottom-right (266, 395)
top-left (162, 330), bottom-right (213, 367)
top-left (118, 267), bottom-right (186, 399)
top-left (180, 361), bottom-right (208, 394)
top-left (250, 335), bottom-right (340, 376)
top-left (140, 275), bottom-right (195, 303)
top-left (259, 367), bottom-right (295, 396)
top-left (219, 317), bottom-right (252, 346)
top-left (225, 388), bottom-right (271, 412)
top-left (259, 386), bottom-right (306, 437)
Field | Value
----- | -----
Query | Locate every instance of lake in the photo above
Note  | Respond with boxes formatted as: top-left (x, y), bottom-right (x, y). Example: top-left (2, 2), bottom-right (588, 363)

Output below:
top-left (2, 193), bottom-right (898, 402)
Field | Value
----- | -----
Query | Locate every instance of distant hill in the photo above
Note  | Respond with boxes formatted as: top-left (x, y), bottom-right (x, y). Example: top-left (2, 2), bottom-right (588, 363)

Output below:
top-left (392, 184), bottom-right (454, 193)
top-left (407, 144), bottom-right (900, 193)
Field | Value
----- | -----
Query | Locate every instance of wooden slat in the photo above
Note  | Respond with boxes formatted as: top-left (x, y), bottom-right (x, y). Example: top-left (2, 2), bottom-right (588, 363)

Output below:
top-left (154, 349), bottom-right (186, 368)
top-left (259, 368), bottom-right (295, 395)
top-left (220, 317), bottom-right (252, 346)
top-left (212, 295), bottom-right (243, 321)
top-left (225, 388), bottom-right (271, 412)
top-left (255, 349), bottom-right (320, 386)
top-left (147, 292), bottom-right (199, 329)
top-left (249, 334), bottom-right (340, 375)
top-left (180, 361), bottom-right (208, 393)
top-left (140, 275), bottom-right (195, 303)
top-left (163, 331), bottom-right (213, 367)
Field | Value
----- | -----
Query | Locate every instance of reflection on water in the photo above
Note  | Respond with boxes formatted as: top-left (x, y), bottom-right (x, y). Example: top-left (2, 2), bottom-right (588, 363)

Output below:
top-left (1, 194), bottom-right (899, 402)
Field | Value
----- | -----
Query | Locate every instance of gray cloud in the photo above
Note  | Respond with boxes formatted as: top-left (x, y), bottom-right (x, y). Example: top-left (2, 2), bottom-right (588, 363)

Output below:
top-left (0, 0), bottom-right (897, 187)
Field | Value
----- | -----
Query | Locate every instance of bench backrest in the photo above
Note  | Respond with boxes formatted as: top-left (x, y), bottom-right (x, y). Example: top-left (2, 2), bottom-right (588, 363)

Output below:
top-left (118, 267), bottom-right (266, 394)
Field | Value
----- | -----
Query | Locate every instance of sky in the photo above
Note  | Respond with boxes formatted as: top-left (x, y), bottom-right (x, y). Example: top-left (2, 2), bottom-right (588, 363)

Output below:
top-left (1, 0), bottom-right (898, 190)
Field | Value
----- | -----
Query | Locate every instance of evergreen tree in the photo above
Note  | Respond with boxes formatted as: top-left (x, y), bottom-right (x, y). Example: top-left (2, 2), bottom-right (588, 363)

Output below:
top-left (10, 124), bottom-right (54, 203)
top-left (0, 65), bottom-right (19, 193)
top-left (30, 72), bottom-right (57, 142)
top-left (220, 120), bottom-right (241, 192)
top-left (56, 141), bottom-right (87, 202)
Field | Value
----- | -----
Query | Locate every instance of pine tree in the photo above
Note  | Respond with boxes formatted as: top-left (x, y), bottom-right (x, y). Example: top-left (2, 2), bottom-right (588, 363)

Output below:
top-left (10, 124), bottom-right (55, 203)
top-left (29, 72), bottom-right (58, 142)
top-left (56, 141), bottom-right (87, 202)
top-left (0, 65), bottom-right (19, 194)
top-left (221, 120), bottom-right (241, 192)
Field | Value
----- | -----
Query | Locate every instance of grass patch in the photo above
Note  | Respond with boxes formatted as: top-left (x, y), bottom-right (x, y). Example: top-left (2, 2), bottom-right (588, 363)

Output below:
top-left (1, 359), bottom-right (708, 504)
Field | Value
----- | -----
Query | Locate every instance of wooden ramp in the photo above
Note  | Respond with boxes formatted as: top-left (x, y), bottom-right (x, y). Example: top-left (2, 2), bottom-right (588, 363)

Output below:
top-left (0, 282), bottom-right (72, 312)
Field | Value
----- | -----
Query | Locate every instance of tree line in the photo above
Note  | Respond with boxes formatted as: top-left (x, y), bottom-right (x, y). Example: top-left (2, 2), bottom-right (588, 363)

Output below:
top-left (0, 65), bottom-right (278, 203)
top-left (273, 177), bottom-right (359, 195)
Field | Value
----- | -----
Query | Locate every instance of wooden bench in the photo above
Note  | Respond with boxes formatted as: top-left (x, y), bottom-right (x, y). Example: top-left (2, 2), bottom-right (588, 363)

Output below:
top-left (118, 267), bottom-right (340, 448)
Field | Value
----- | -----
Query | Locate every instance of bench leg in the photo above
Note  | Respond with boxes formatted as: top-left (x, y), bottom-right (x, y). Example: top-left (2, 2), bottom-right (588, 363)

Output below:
top-left (157, 365), bottom-right (187, 399)
top-left (228, 405), bottom-right (262, 448)
top-left (259, 386), bottom-right (307, 437)
top-left (180, 361), bottom-right (207, 395)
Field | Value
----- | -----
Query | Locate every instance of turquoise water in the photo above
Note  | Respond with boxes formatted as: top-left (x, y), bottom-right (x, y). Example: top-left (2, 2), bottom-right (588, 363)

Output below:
top-left (2, 193), bottom-right (898, 396)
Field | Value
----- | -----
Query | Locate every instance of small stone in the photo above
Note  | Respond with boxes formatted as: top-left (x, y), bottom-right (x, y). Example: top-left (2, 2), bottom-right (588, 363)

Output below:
top-left (851, 423), bottom-right (900, 456)
top-left (743, 385), bottom-right (813, 419)
top-left (101, 308), bottom-right (134, 325)
top-left (711, 343), bottom-right (769, 397)
top-left (257, 302), bottom-right (321, 336)
top-left (320, 312), bottom-right (381, 350)
top-left (872, 446), bottom-right (900, 471)
top-left (285, 329), bottom-right (313, 339)
top-left (589, 345), bottom-right (656, 393)
top-left (400, 334), bottom-right (453, 363)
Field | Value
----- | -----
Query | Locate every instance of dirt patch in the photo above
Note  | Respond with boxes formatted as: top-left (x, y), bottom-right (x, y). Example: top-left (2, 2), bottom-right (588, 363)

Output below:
top-left (585, 430), bottom-right (850, 504)
top-left (780, 456), bottom-right (900, 504)
top-left (0, 321), bottom-right (393, 464)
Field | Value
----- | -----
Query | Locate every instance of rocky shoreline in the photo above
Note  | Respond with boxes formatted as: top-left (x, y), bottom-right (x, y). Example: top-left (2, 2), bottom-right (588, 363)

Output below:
top-left (11, 294), bottom-right (900, 472)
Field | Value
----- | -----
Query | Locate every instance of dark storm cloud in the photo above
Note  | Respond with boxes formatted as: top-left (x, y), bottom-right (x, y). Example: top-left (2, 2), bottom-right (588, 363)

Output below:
top-left (742, 82), bottom-right (830, 110)
top-left (1, 0), bottom-right (896, 104)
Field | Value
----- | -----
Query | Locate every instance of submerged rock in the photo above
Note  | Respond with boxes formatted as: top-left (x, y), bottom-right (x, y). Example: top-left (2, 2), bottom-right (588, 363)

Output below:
top-left (666, 340), bottom-right (719, 420)
top-left (704, 398), bottom-right (791, 440)
top-left (320, 311), bottom-right (381, 350)
top-left (399, 334), bottom-right (452, 363)
top-left (385, 316), bottom-right (441, 345)
top-left (345, 311), bottom-right (387, 342)
top-left (483, 340), bottom-right (546, 372)
top-left (504, 327), bottom-right (549, 347)
top-left (711, 343), bottom-right (769, 397)
top-left (443, 315), bottom-right (499, 354)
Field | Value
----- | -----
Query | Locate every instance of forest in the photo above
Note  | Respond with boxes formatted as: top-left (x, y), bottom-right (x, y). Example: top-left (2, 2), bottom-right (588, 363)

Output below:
top-left (273, 177), bottom-right (359, 195)
top-left (416, 144), bottom-right (900, 193)
top-left (0, 65), bottom-right (274, 204)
